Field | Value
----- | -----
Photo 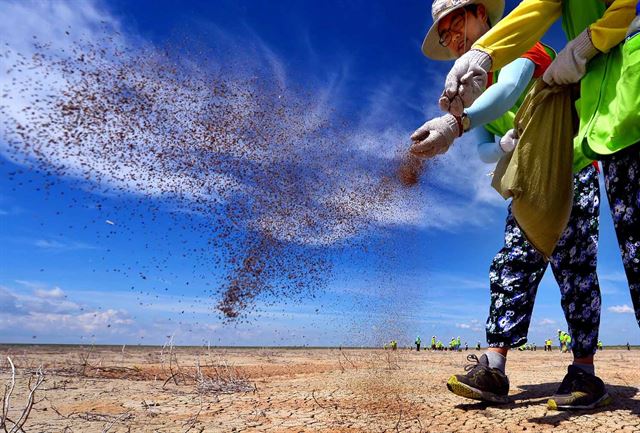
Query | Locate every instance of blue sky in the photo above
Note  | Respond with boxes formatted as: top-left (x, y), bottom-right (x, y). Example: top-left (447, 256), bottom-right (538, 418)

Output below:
top-left (1, 0), bottom-right (638, 347)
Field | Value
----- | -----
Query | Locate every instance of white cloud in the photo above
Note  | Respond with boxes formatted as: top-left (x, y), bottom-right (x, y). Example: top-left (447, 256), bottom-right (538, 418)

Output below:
top-left (34, 286), bottom-right (65, 299)
top-left (455, 320), bottom-right (482, 332)
top-left (0, 284), bottom-right (134, 336)
top-left (600, 271), bottom-right (629, 283)
top-left (608, 304), bottom-right (634, 314)
top-left (538, 318), bottom-right (556, 326)
top-left (33, 238), bottom-right (97, 251)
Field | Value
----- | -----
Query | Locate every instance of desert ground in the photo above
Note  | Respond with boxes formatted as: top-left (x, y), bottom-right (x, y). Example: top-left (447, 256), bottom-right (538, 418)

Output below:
top-left (0, 345), bottom-right (638, 433)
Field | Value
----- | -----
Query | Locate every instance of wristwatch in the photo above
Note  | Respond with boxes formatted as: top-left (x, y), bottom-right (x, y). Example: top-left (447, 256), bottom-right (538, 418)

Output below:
top-left (461, 112), bottom-right (471, 132)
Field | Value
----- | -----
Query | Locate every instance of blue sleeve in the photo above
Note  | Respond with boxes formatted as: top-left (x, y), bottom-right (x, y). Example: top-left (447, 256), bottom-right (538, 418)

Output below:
top-left (472, 127), bottom-right (505, 164)
top-left (465, 57), bottom-right (536, 129)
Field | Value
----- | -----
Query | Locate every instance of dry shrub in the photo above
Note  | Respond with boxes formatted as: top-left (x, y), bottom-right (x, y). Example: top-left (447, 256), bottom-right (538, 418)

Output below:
top-left (195, 358), bottom-right (254, 395)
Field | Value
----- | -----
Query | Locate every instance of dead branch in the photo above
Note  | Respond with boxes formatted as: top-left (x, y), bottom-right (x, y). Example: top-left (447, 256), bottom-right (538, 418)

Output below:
top-left (79, 345), bottom-right (95, 377)
top-left (341, 351), bottom-right (357, 370)
top-left (101, 411), bottom-right (131, 433)
top-left (1, 359), bottom-right (45, 433)
top-left (311, 389), bottom-right (328, 409)
top-left (394, 396), bottom-right (403, 433)
top-left (181, 394), bottom-right (203, 433)
top-left (194, 358), bottom-right (252, 395)
top-left (1, 357), bottom-right (16, 431)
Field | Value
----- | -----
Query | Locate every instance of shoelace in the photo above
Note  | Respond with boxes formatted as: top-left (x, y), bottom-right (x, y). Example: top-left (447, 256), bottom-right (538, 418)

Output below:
top-left (463, 354), bottom-right (483, 372)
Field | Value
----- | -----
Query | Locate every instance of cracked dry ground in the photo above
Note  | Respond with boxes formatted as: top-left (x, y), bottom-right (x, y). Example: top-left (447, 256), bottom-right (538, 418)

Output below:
top-left (1, 346), bottom-right (639, 432)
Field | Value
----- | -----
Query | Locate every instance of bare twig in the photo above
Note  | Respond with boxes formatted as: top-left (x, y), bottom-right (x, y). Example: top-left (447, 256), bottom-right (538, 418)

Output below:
top-left (311, 389), bottom-right (328, 409)
top-left (7, 365), bottom-right (45, 433)
top-left (194, 358), bottom-right (252, 395)
top-left (1, 357), bottom-right (16, 431)
top-left (181, 395), bottom-right (203, 433)
top-left (79, 345), bottom-right (95, 376)
top-left (341, 351), bottom-right (357, 370)
top-left (101, 411), bottom-right (131, 433)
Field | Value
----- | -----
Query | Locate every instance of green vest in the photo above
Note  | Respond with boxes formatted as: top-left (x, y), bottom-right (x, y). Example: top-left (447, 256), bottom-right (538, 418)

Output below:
top-left (484, 44), bottom-right (557, 138)
top-left (563, 0), bottom-right (640, 171)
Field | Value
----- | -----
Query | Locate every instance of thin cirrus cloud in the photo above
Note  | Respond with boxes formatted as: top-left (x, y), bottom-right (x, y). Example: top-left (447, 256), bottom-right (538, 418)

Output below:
top-left (0, 0), bottom-right (506, 247)
top-left (608, 304), bottom-right (634, 314)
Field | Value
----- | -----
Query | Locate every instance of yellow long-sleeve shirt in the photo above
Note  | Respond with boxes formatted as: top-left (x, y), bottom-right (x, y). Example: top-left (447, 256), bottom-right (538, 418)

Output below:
top-left (473, 0), bottom-right (636, 70)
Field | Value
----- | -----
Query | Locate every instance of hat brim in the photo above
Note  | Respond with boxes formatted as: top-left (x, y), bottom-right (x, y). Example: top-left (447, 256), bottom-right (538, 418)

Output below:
top-left (421, 0), bottom-right (505, 61)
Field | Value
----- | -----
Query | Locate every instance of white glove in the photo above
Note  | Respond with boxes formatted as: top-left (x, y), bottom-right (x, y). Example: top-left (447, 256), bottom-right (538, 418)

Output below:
top-left (543, 29), bottom-right (600, 85)
top-left (499, 128), bottom-right (519, 153)
top-left (409, 114), bottom-right (460, 158)
top-left (439, 50), bottom-right (492, 117)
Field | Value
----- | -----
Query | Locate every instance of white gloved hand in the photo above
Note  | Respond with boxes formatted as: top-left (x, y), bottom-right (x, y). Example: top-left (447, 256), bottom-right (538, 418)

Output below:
top-left (499, 128), bottom-right (519, 153)
top-left (409, 114), bottom-right (460, 158)
top-left (543, 29), bottom-right (600, 85)
top-left (439, 49), bottom-right (492, 116)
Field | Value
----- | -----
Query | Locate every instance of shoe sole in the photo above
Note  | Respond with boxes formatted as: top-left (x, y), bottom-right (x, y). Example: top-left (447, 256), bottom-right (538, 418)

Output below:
top-left (446, 375), bottom-right (509, 404)
top-left (547, 393), bottom-right (613, 411)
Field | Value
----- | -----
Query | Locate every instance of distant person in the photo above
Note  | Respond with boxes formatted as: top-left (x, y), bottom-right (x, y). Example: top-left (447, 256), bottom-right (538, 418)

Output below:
top-left (465, 342), bottom-right (469, 351)
top-left (558, 330), bottom-right (565, 353)
top-left (476, 342), bottom-right (481, 351)
top-left (431, 335), bottom-right (437, 350)
top-left (627, 342), bottom-right (631, 351)
top-left (597, 340), bottom-right (603, 351)
top-left (416, 336), bottom-right (422, 352)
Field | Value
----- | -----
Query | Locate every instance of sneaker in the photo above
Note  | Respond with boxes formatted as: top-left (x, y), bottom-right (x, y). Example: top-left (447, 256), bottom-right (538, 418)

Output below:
top-left (446, 354), bottom-right (510, 404)
top-left (547, 365), bottom-right (613, 410)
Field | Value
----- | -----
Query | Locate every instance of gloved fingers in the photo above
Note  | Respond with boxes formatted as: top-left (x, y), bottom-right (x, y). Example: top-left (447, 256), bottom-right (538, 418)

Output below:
top-left (542, 68), bottom-right (556, 86)
top-left (448, 95), bottom-right (464, 117)
top-left (410, 132), bottom-right (448, 158)
top-left (410, 120), bottom-right (433, 142)
top-left (459, 69), bottom-right (486, 107)
top-left (499, 128), bottom-right (519, 152)
top-left (409, 136), bottom-right (439, 158)
top-left (443, 75), bottom-right (460, 100)
top-left (438, 94), bottom-right (451, 112)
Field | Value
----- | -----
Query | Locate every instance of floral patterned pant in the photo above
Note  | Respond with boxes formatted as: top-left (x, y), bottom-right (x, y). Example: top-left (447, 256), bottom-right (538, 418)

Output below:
top-left (486, 164), bottom-right (601, 358)
top-left (602, 145), bottom-right (640, 327)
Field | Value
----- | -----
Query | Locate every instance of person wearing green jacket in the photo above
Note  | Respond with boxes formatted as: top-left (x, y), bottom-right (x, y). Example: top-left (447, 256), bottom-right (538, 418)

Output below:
top-left (434, 0), bottom-right (638, 411)
top-left (409, 0), bottom-right (603, 408)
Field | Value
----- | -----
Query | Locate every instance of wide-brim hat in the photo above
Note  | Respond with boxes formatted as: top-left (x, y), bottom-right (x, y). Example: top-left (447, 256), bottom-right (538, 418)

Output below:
top-left (422, 0), bottom-right (505, 60)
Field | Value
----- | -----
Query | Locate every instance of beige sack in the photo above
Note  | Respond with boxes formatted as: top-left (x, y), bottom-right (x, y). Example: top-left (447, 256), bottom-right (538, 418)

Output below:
top-left (492, 80), bottom-right (577, 260)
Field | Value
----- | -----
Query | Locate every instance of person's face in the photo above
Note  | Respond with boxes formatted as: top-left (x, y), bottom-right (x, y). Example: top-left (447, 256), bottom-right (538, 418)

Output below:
top-left (437, 4), bottom-right (489, 58)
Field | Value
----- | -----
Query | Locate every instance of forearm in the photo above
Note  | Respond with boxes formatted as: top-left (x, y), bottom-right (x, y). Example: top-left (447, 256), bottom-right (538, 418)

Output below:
top-left (472, 127), bottom-right (504, 163)
top-left (465, 58), bottom-right (535, 129)
top-left (590, 0), bottom-right (636, 52)
top-left (473, 0), bottom-right (562, 70)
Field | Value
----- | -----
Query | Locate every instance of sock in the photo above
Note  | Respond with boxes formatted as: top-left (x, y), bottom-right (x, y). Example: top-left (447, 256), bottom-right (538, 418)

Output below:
top-left (484, 351), bottom-right (506, 373)
top-left (572, 362), bottom-right (595, 375)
